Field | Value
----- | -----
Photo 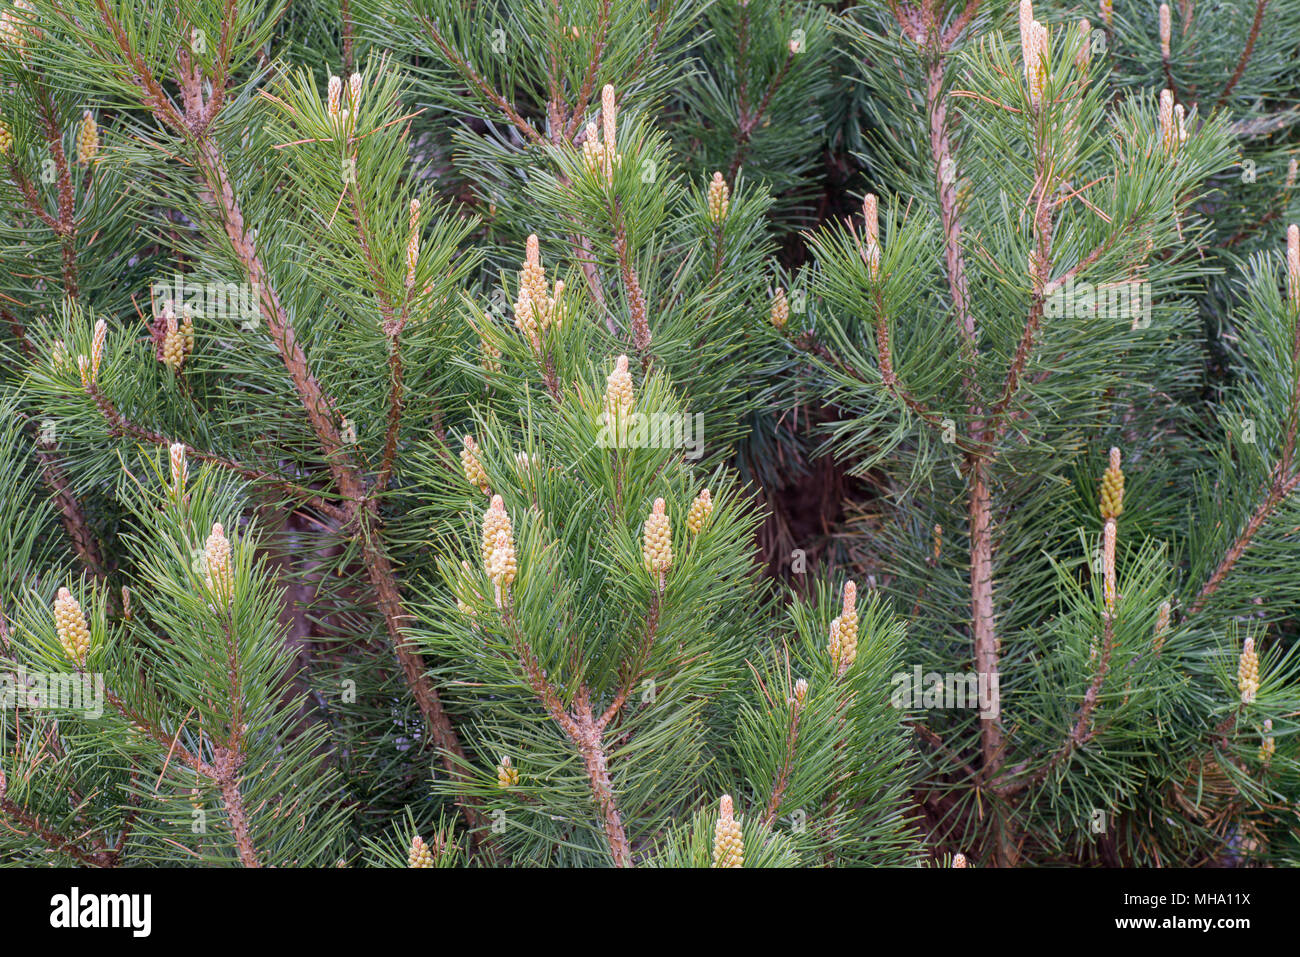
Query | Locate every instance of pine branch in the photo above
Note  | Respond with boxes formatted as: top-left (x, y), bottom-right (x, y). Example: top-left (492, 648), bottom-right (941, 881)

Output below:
top-left (911, 6), bottom-right (1004, 854)
top-left (1189, 290), bottom-right (1300, 616)
top-left (942, 0), bottom-right (983, 47)
top-left (924, 53), bottom-right (975, 377)
top-left (999, 614), bottom-right (1116, 798)
top-left (597, 592), bottom-right (659, 730)
top-left (5, 160), bottom-right (62, 233)
top-left (417, 15), bottom-right (545, 146)
top-left (966, 461), bottom-right (1002, 775)
top-left (500, 606), bottom-right (631, 865)
top-left (212, 746), bottom-right (259, 867)
top-left (342, 176), bottom-right (405, 491)
top-left (562, 0), bottom-right (611, 143)
top-left (208, 607), bottom-right (261, 868)
top-left (625, 0), bottom-right (669, 93)
top-left (13, 401), bottom-right (110, 580)
top-left (1188, 469), bottom-right (1300, 617)
top-left (0, 792), bottom-right (114, 867)
top-left (102, 683), bottom-right (210, 777)
top-left (868, 270), bottom-right (950, 435)
top-left (610, 201), bottom-right (651, 353)
top-left (544, 1), bottom-right (566, 139)
top-left (72, 0), bottom-right (487, 847)
top-left (34, 439), bottom-right (109, 581)
top-left (572, 687), bottom-right (631, 867)
top-left (761, 703), bottom-right (803, 828)
top-left (358, 531), bottom-right (489, 844)
top-left (32, 79), bottom-right (79, 299)
top-left (376, 333), bottom-right (406, 493)
top-left (1215, 0), bottom-right (1268, 109)
top-left (189, 57), bottom-right (476, 831)
top-left (990, 140), bottom-right (1057, 440)
top-left (83, 380), bottom-right (344, 519)
top-left (727, 38), bottom-right (796, 181)
top-left (88, 0), bottom-right (188, 134)
top-left (556, 164), bottom-right (612, 329)
top-left (341, 0), bottom-right (355, 74)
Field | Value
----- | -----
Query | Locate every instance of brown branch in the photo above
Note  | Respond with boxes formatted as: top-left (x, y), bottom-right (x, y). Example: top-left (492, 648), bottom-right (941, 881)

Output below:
top-left (185, 105), bottom-right (478, 808)
top-left (597, 592), bottom-right (660, 730)
top-left (341, 175), bottom-right (405, 492)
top-left (572, 687), bottom-right (631, 866)
top-left (5, 161), bottom-right (62, 232)
top-left (418, 15), bottom-right (545, 145)
top-left (34, 440), bottom-right (109, 581)
top-left (504, 611), bottom-right (580, 736)
top-left (570, 214), bottom-right (612, 328)
top-left (83, 381), bottom-right (342, 518)
top-left (709, 221), bottom-right (727, 280)
top-left (761, 704), bottom-right (803, 828)
top-left (192, 137), bottom-right (361, 495)
top-left (967, 461), bottom-right (1001, 776)
top-left (990, 162), bottom-right (1056, 438)
top-left (626, 2), bottom-right (669, 89)
top-left (736, 2), bottom-right (752, 123)
top-left (914, 20), bottom-right (1004, 829)
top-left (1189, 290), bottom-right (1300, 617)
top-left (212, 746), bottom-right (259, 867)
top-left (33, 80), bottom-right (79, 299)
top-left (1000, 615), bottom-right (1115, 797)
top-left (375, 336), bottom-right (406, 492)
top-left (942, 0), bottom-right (983, 47)
top-left (359, 532), bottom-right (487, 841)
top-left (340, 0), bottom-right (355, 74)
top-left (1216, 0), bottom-right (1268, 109)
top-left (563, 0), bottom-right (611, 143)
top-left (611, 203), bottom-right (651, 352)
top-left (925, 55), bottom-right (976, 375)
top-left (0, 793), bottom-right (114, 867)
top-left (544, 1), bottom-right (567, 141)
top-left (1188, 470), bottom-right (1300, 616)
top-left (198, 0), bottom-right (237, 132)
top-left (90, 0), bottom-right (188, 134)
top-left (208, 604), bottom-right (260, 867)
top-left (1052, 231), bottom-right (1122, 288)
top-left (501, 610), bottom-right (631, 865)
top-left (870, 279), bottom-right (951, 434)
top-left (101, 684), bottom-right (209, 776)
top-left (728, 45), bottom-right (795, 181)
top-left (14, 398), bottom-right (108, 579)
top-left (85, 0), bottom-right (483, 853)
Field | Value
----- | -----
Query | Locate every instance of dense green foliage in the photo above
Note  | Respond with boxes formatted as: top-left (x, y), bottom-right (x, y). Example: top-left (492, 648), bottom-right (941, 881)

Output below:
top-left (1, 0), bottom-right (1297, 867)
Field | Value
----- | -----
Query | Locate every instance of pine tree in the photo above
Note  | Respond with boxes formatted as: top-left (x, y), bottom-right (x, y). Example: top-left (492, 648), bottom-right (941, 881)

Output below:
top-left (0, 440), bottom-right (349, 865)
top-left (0, 0), bottom-right (919, 866)
top-left (2, 0), bottom-right (1298, 870)
top-left (800, 0), bottom-right (1300, 865)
